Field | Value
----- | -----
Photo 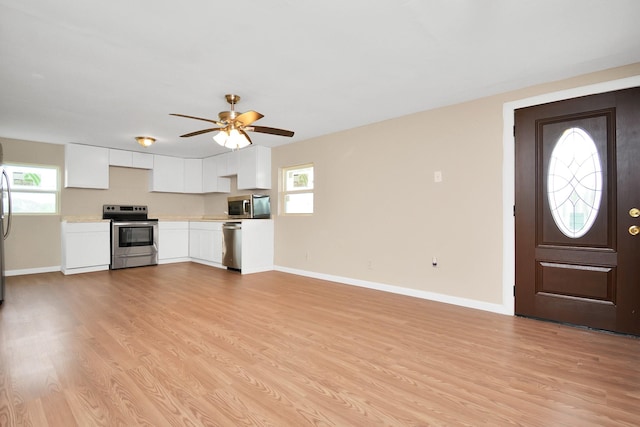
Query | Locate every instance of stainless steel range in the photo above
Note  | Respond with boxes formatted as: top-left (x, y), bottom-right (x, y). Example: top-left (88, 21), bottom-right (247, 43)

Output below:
top-left (102, 205), bottom-right (158, 270)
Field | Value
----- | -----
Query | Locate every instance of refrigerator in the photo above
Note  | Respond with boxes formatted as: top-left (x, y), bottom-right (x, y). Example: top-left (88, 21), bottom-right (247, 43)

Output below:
top-left (0, 143), bottom-right (12, 305)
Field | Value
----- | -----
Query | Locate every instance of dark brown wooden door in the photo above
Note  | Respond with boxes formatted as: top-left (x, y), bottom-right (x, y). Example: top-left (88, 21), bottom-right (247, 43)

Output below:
top-left (515, 86), bottom-right (640, 335)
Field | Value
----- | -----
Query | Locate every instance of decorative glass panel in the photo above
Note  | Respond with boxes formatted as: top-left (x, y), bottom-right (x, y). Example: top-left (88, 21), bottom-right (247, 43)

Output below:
top-left (547, 127), bottom-right (602, 238)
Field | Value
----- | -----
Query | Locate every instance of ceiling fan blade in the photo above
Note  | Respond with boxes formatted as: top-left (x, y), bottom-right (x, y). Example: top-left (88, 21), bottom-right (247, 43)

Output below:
top-left (235, 110), bottom-right (264, 126)
top-left (170, 113), bottom-right (222, 125)
top-left (180, 127), bottom-right (222, 138)
top-left (249, 126), bottom-right (295, 137)
top-left (239, 129), bottom-right (253, 143)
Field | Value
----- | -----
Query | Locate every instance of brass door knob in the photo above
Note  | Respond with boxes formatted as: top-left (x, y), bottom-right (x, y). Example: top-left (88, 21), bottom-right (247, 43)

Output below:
top-left (630, 208), bottom-right (640, 218)
top-left (630, 225), bottom-right (640, 236)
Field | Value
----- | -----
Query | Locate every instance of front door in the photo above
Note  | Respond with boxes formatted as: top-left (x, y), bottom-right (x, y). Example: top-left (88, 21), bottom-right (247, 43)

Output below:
top-left (514, 86), bottom-right (640, 335)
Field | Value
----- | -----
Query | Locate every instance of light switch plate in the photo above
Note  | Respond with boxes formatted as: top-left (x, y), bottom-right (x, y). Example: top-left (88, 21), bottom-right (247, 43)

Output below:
top-left (434, 171), bottom-right (442, 183)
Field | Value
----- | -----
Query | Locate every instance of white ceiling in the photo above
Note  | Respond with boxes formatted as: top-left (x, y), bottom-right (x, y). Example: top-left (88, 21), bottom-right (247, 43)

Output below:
top-left (1, 0), bottom-right (639, 158)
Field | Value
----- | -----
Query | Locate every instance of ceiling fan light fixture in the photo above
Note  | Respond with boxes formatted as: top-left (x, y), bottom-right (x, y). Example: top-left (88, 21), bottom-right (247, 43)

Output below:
top-left (135, 136), bottom-right (156, 147)
top-left (213, 131), bottom-right (228, 146)
top-left (213, 129), bottom-right (251, 150)
top-left (227, 129), bottom-right (251, 149)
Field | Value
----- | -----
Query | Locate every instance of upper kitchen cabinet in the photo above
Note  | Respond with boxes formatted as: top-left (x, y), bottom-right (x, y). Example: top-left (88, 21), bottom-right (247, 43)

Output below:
top-left (217, 150), bottom-right (238, 177)
top-left (109, 149), bottom-right (153, 169)
top-left (65, 144), bottom-right (109, 189)
top-left (202, 156), bottom-right (230, 193)
top-left (132, 152), bottom-right (154, 169)
top-left (149, 154), bottom-right (184, 193)
top-left (237, 145), bottom-right (271, 190)
top-left (184, 158), bottom-right (203, 193)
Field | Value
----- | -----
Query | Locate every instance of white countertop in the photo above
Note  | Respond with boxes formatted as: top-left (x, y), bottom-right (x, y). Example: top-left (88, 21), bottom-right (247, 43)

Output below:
top-left (61, 215), bottom-right (258, 223)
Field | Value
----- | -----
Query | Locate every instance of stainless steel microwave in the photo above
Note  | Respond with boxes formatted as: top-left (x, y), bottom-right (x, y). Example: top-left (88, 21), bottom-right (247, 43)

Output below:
top-left (228, 194), bottom-right (271, 219)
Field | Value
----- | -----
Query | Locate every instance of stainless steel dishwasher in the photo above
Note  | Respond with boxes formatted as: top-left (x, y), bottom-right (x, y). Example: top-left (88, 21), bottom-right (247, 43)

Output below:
top-left (222, 222), bottom-right (242, 270)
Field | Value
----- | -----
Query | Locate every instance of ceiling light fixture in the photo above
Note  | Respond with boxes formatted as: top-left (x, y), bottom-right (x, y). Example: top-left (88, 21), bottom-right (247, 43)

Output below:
top-left (135, 136), bottom-right (156, 147)
top-left (213, 129), bottom-right (251, 150)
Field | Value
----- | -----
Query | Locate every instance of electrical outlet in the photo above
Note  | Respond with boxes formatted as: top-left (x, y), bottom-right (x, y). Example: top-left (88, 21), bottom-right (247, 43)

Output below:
top-left (367, 260), bottom-right (373, 270)
top-left (432, 257), bottom-right (438, 267)
top-left (434, 171), bottom-right (442, 183)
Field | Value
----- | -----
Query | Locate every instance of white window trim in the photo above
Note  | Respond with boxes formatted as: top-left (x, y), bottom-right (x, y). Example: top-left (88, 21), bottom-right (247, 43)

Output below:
top-left (5, 162), bottom-right (61, 215)
top-left (280, 163), bottom-right (314, 216)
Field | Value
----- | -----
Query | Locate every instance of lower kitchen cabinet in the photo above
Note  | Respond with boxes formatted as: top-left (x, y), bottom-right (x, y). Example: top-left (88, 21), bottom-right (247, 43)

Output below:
top-left (61, 221), bottom-right (110, 275)
top-left (239, 219), bottom-right (274, 274)
top-left (158, 221), bottom-right (190, 263)
top-left (59, 219), bottom-right (273, 276)
top-left (189, 222), bottom-right (223, 266)
top-left (187, 220), bottom-right (274, 273)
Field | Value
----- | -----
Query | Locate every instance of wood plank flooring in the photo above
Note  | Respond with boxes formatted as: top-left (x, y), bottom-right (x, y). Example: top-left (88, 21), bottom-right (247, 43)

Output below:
top-left (1, 263), bottom-right (639, 426)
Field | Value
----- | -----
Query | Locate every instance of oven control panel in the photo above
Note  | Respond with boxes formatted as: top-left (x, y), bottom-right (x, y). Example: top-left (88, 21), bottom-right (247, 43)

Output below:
top-left (103, 205), bottom-right (147, 213)
top-left (102, 204), bottom-right (149, 220)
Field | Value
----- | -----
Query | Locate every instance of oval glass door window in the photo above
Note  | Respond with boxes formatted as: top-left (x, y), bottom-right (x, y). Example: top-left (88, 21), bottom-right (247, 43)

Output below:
top-left (547, 127), bottom-right (602, 238)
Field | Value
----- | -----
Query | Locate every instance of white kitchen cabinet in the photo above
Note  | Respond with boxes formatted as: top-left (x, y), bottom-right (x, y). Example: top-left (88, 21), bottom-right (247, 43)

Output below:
top-left (184, 158), bottom-right (203, 193)
top-left (158, 221), bottom-right (190, 263)
top-left (202, 156), bottom-right (217, 192)
top-left (61, 221), bottom-right (111, 274)
top-left (188, 220), bottom-right (273, 273)
top-left (189, 221), bottom-right (223, 266)
top-left (149, 155), bottom-right (184, 193)
top-left (65, 144), bottom-right (109, 189)
top-left (109, 149), bottom-right (133, 167)
top-left (240, 219), bottom-right (274, 274)
top-left (202, 156), bottom-right (231, 193)
top-left (132, 152), bottom-right (154, 169)
top-left (110, 149), bottom-right (154, 169)
top-left (216, 176), bottom-right (231, 193)
top-left (237, 145), bottom-right (271, 190)
top-left (217, 150), bottom-right (239, 177)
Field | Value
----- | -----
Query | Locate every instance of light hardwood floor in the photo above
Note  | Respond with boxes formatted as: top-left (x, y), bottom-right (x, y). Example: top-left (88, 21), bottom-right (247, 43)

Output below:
top-left (1, 263), bottom-right (639, 426)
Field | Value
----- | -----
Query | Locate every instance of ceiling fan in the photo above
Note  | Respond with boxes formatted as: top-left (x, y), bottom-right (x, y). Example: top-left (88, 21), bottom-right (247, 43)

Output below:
top-left (170, 94), bottom-right (294, 149)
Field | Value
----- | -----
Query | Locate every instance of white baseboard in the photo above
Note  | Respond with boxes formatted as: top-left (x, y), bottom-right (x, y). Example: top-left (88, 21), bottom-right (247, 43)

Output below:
top-left (61, 265), bottom-right (109, 275)
top-left (274, 265), bottom-right (511, 315)
top-left (190, 259), bottom-right (226, 269)
top-left (158, 257), bottom-right (192, 265)
top-left (6, 266), bottom-right (61, 276)
top-left (6, 263), bottom-right (509, 315)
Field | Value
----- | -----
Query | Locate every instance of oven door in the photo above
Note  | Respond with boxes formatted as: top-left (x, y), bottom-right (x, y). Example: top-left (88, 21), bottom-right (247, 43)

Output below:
top-left (111, 220), bottom-right (158, 269)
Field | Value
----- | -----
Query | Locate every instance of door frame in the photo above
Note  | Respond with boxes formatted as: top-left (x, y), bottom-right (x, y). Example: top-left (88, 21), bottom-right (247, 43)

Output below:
top-left (502, 75), bottom-right (640, 316)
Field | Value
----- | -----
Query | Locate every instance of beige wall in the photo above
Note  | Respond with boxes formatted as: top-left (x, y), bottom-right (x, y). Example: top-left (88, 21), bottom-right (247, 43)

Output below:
top-left (270, 63), bottom-right (640, 306)
top-left (62, 167), bottom-right (204, 218)
top-left (1, 140), bottom-right (64, 271)
top-left (2, 62), bottom-right (639, 306)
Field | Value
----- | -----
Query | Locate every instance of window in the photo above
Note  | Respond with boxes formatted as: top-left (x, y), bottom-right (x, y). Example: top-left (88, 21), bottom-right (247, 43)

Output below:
top-left (281, 163), bottom-right (314, 214)
top-left (4, 164), bottom-right (60, 214)
top-left (547, 127), bottom-right (602, 238)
